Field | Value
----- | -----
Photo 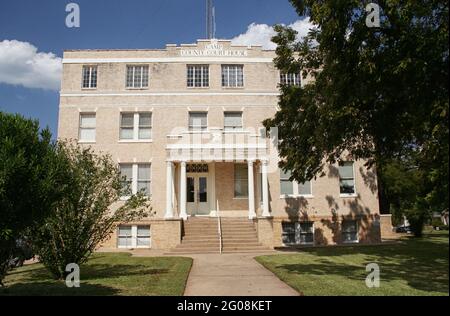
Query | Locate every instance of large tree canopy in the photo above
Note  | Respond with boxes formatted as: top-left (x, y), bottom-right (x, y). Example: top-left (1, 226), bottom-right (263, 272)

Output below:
top-left (0, 112), bottom-right (65, 284)
top-left (264, 0), bottom-right (448, 229)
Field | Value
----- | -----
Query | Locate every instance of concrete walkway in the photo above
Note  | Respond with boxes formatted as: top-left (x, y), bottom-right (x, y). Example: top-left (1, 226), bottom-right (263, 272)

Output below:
top-left (183, 253), bottom-right (299, 296)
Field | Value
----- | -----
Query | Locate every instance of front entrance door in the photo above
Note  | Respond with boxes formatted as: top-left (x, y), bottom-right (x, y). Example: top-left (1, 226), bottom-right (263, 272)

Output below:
top-left (186, 174), bottom-right (209, 216)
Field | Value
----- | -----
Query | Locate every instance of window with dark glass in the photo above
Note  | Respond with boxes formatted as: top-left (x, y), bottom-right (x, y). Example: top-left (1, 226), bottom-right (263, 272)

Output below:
top-left (282, 222), bottom-right (314, 245)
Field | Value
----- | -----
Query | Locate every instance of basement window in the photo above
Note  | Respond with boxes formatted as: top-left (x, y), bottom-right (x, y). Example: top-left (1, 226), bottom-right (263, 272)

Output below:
top-left (282, 222), bottom-right (314, 245)
top-left (117, 225), bottom-right (151, 249)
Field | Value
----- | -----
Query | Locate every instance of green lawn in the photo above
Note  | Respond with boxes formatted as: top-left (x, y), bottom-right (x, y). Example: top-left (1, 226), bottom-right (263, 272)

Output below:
top-left (1, 253), bottom-right (192, 296)
top-left (256, 231), bottom-right (449, 296)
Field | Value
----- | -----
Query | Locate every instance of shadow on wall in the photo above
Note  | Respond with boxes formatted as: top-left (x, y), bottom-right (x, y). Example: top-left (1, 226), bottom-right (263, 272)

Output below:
top-left (284, 197), bottom-right (310, 221)
top-left (359, 166), bottom-right (378, 194)
top-left (283, 193), bottom-right (380, 245)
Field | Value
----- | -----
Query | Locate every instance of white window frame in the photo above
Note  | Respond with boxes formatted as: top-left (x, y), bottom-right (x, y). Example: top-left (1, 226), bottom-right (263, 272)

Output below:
top-left (126, 65), bottom-right (149, 89)
top-left (187, 65), bottom-right (210, 88)
top-left (82, 65), bottom-right (98, 89)
top-left (280, 72), bottom-right (301, 86)
top-left (78, 113), bottom-right (96, 143)
top-left (282, 222), bottom-right (315, 246)
top-left (119, 112), bottom-right (153, 142)
top-left (279, 169), bottom-right (313, 198)
top-left (117, 225), bottom-right (151, 249)
top-left (339, 161), bottom-right (357, 197)
top-left (222, 65), bottom-right (244, 88)
top-left (341, 220), bottom-right (359, 244)
top-left (119, 163), bottom-right (151, 199)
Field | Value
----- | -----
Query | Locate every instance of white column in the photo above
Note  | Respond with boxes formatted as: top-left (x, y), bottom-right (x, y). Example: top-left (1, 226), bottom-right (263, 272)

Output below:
top-left (179, 161), bottom-right (188, 220)
top-left (164, 161), bottom-right (174, 219)
top-left (261, 160), bottom-right (270, 217)
top-left (248, 160), bottom-right (256, 219)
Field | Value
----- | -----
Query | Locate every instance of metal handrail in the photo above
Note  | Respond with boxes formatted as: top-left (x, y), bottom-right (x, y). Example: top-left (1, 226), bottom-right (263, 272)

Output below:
top-left (217, 200), bottom-right (223, 254)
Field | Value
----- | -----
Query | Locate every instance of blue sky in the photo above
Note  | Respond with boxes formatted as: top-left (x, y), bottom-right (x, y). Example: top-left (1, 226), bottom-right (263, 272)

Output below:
top-left (0, 0), bottom-right (304, 137)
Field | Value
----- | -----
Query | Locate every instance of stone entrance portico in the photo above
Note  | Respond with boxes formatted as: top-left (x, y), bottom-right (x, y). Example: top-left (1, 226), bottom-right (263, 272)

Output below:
top-left (164, 159), bottom-right (271, 220)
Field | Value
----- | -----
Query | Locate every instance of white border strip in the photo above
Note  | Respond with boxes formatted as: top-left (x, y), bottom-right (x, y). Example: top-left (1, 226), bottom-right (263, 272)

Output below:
top-left (62, 57), bottom-right (274, 64)
top-left (60, 92), bottom-right (280, 97)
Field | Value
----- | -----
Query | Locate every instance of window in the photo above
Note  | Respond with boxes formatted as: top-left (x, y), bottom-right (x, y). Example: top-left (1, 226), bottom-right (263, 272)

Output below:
top-left (126, 65), bottom-right (149, 88)
top-left (280, 170), bottom-right (294, 195)
top-left (118, 226), bottom-right (133, 248)
top-left (339, 162), bottom-right (356, 195)
top-left (119, 164), bottom-right (133, 196)
top-left (119, 164), bottom-right (151, 198)
top-left (280, 73), bottom-right (301, 86)
top-left (120, 113), bottom-right (152, 140)
top-left (222, 65), bottom-right (244, 87)
top-left (137, 164), bottom-right (151, 196)
top-left (224, 112), bottom-right (243, 131)
top-left (82, 66), bottom-right (97, 89)
top-left (187, 65), bottom-right (209, 87)
top-left (120, 114), bottom-right (134, 140)
top-left (137, 226), bottom-right (151, 247)
top-left (280, 169), bottom-right (313, 197)
top-left (189, 112), bottom-right (208, 131)
top-left (118, 225), bottom-right (151, 248)
top-left (282, 222), bottom-right (314, 245)
top-left (341, 220), bottom-right (358, 243)
top-left (234, 164), bottom-right (248, 198)
top-left (79, 113), bottom-right (96, 142)
top-left (298, 180), bottom-right (312, 196)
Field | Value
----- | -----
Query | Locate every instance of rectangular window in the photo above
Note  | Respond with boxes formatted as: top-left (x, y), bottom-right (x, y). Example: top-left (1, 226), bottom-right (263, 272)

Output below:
top-left (118, 225), bottom-right (151, 248)
top-left (280, 168), bottom-right (313, 197)
top-left (119, 164), bottom-right (151, 198)
top-left (79, 113), bottom-right (96, 142)
top-left (82, 66), bottom-right (97, 89)
top-left (298, 180), bottom-right (312, 196)
top-left (126, 65), bottom-right (149, 88)
top-left (282, 222), bottom-right (314, 245)
top-left (136, 226), bottom-right (151, 247)
top-left (189, 112), bottom-right (208, 131)
top-left (224, 112), bottom-right (243, 131)
top-left (119, 164), bottom-right (133, 196)
top-left (234, 164), bottom-right (249, 198)
top-left (187, 65), bottom-right (209, 87)
top-left (138, 113), bottom-right (152, 140)
top-left (137, 164), bottom-right (151, 197)
top-left (222, 65), bottom-right (244, 87)
top-left (117, 226), bottom-right (132, 248)
top-left (280, 169), bottom-right (294, 195)
top-left (339, 162), bottom-right (356, 195)
top-left (120, 113), bottom-right (134, 140)
top-left (341, 220), bottom-right (358, 243)
top-left (280, 73), bottom-right (301, 86)
top-left (120, 113), bottom-right (152, 141)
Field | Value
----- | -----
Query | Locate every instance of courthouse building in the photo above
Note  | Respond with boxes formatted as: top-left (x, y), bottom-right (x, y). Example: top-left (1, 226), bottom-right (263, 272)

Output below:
top-left (58, 39), bottom-right (381, 253)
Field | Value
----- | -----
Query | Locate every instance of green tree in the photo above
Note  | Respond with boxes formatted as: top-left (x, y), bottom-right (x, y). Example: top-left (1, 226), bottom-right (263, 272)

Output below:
top-left (264, 0), bottom-right (448, 236)
top-left (32, 142), bottom-right (152, 280)
top-left (0, 112), bottom-right (64, 286)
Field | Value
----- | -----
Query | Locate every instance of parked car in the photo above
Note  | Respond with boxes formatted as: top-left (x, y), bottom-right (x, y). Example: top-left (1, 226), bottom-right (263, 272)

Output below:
top-left (395, 225), bottom-right (412, 234)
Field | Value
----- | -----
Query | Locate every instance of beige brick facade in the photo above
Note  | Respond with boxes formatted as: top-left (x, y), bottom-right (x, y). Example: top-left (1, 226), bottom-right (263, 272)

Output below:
top-left (58, 39), bottom-right (381, 251)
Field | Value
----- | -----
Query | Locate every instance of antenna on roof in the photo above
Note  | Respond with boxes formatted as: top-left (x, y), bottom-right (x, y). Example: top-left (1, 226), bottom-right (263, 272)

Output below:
top-left (206, 0), bottom-right (216, 39)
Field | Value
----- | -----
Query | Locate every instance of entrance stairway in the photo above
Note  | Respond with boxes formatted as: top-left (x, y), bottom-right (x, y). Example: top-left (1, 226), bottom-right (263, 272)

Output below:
top-left (169, 217), bottom-right (271, 254)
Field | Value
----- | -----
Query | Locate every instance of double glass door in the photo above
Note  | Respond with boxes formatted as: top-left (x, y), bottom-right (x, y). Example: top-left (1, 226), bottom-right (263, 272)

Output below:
top-left (186, 174), bottom-right (209, 215)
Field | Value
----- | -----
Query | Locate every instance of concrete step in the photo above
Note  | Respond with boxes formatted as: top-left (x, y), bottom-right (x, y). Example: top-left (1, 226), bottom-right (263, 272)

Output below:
top-left (222, 245), bottom-right (268, 251)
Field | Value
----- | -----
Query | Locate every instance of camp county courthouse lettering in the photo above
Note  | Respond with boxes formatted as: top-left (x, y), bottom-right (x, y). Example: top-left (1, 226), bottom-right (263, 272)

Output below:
top-left (58, 39), bottom-right (383, 253)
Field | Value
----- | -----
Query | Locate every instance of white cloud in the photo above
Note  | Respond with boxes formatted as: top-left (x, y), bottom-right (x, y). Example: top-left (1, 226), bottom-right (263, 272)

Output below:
top-left (231, 17), bottom-right (314, 50)
top-left (0, 40), bottom-right (62, 91)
